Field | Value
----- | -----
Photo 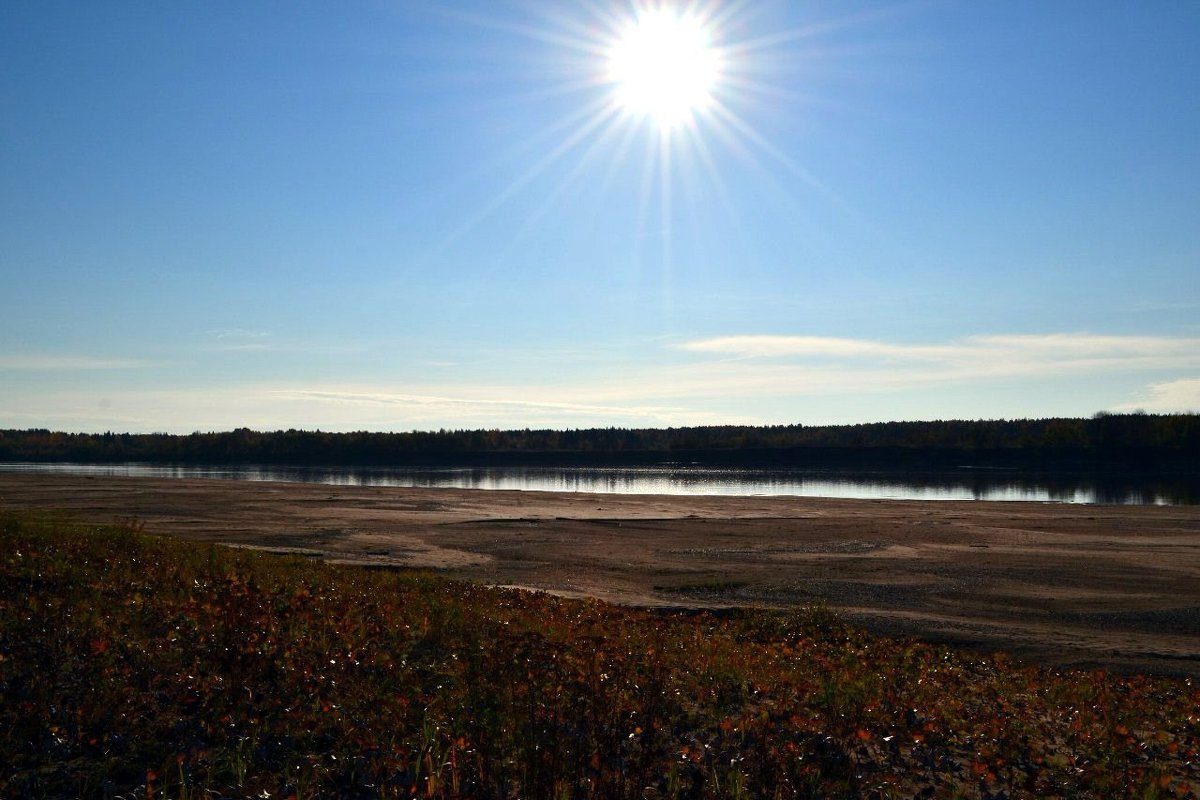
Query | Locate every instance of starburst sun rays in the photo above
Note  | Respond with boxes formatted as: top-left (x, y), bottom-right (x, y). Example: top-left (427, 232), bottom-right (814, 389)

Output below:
top-left (421, 1), bottom-right (861, 296)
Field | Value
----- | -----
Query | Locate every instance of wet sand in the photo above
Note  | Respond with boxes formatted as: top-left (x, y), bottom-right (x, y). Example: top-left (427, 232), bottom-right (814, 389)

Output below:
top-left (3, 473), bottom-right (1199, 675)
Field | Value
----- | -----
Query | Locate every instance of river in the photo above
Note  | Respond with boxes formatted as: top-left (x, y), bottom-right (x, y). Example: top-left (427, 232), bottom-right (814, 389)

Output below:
top-left (1, 462), bottom-right (1195, 504)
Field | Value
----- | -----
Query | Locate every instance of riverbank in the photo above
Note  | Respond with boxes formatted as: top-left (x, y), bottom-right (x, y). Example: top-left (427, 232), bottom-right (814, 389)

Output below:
top-left (2, 473), bottom-right (1198, 675)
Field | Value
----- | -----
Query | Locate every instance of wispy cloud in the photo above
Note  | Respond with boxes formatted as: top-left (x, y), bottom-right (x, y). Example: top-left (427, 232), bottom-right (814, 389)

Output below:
top-left (265, 334), bottom-right (1199, 418)
top-left (4, 332), bottom-right (1195, 433)
top-left (271, 389), bottom-right (720, 427)
top-left (209, 329), bottom-right (272, 340)
top-left (1132, 300), bottom-right (1200, 313)
top-left (204, 329), bottom-right (275, 352)
top-left (679, 335), bottom-right (961, 360)
top-left (0, 355), bottom-right (168, 371)
top-left (1114, 378), bottom-right (1200, 413)
top-left (0, 384), bottom-right (749, 433)
top-left (679, 332), bottom-right (1200, 376)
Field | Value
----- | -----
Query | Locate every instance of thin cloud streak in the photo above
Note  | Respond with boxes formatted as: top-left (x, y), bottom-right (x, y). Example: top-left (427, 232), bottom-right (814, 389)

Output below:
top-left (0, 355), bottom-right (168, 371)
top-left (681, 332), bottom-right (1200, 363)
top-left (680, 335), bottom-right (960, 360)
top-left (272, 389), bottom-right (710, 426)
top-left (0, 384), bottom-right (749, 433)
top-left (209, 329), bottom-right (272, 340)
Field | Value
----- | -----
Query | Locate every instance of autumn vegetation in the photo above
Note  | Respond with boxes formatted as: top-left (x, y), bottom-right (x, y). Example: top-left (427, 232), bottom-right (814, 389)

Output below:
top-left (2, 510), bottom-right (1198, 799)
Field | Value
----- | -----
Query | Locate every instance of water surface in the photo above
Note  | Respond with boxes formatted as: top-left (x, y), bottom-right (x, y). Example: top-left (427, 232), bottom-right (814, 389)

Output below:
top-left (1, 462), bottom-right (1194, 505)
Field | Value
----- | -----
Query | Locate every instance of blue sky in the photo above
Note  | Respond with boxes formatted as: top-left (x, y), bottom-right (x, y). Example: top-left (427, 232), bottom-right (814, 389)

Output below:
top-left (2, 1), bottom-right (1198, 433)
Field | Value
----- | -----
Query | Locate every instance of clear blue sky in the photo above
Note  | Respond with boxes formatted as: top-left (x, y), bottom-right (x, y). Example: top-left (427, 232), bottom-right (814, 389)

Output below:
top-left (2, 1), bottom-right (1198, 433)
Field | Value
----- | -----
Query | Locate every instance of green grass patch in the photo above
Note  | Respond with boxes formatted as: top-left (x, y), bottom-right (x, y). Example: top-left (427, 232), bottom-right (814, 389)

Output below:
top-left (1, 508), bottom-right (1198, 799)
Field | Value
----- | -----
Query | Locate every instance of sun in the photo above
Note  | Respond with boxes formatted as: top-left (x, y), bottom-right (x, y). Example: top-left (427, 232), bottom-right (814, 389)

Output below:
top-left (607, 9), bottom-right (721, 130)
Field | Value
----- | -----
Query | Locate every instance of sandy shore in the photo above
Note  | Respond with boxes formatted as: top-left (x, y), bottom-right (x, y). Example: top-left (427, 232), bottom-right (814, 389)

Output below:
top-left (3, 473), bottom-right (1199, 675)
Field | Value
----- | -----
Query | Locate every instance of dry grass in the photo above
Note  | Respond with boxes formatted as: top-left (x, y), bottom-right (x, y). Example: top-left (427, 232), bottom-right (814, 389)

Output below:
top-left (2, 510), bottom-right (1198, 799)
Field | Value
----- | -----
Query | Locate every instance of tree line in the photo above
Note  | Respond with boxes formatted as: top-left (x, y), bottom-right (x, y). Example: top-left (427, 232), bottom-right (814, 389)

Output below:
top-left (0, 413), bottom-right (1196, 472)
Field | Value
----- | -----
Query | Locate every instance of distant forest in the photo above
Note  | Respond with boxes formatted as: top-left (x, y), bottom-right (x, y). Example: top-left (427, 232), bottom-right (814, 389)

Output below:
top-left (1, 413), bottom-right (1197, 473)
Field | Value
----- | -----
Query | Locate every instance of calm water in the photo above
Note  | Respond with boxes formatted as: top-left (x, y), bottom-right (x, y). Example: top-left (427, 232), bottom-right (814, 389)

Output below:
top-left (1, 462), bottom-right (1195, 505)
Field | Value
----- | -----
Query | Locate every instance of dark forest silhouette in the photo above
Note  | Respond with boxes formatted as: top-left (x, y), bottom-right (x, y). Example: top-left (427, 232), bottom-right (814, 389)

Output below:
top-left (1, 413), bottom-right (1196, 473)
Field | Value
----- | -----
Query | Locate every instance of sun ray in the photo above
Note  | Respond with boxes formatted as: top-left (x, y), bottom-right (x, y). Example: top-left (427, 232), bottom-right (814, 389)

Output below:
top-left (633, 123), bottom-right (663, 265)
top-left (479, 107), bottom-right (633, 272)
top-left (419, 93), bottom-right (619, 263)
top-left (431, 4), bottom-right (606, 56)
top-left (708, 102), bottom-right (833, 199)
top-left (658, 124), bottom-right (674, 265)
top-left (409, 0), bottom-right (902, 320)
top-left (593, 110), bottom-right (645, 198)
top-left (728, 3), bottom-right (911, 55)
top-left (673, 119), bottom-right (741, 260)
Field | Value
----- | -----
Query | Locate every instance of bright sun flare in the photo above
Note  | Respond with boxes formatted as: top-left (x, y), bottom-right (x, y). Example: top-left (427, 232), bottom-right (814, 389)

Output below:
top-left (608, 10), bottom-right (720, 129)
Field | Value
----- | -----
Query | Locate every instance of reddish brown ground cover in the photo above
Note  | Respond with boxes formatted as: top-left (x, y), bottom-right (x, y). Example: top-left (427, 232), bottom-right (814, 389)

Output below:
top-left (2, 509), bottom-right (1198, 799)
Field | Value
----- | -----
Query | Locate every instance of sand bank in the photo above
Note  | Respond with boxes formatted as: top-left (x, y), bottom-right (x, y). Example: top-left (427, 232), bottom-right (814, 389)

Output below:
top-left (3, 473), bottom-right (1198, 675)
